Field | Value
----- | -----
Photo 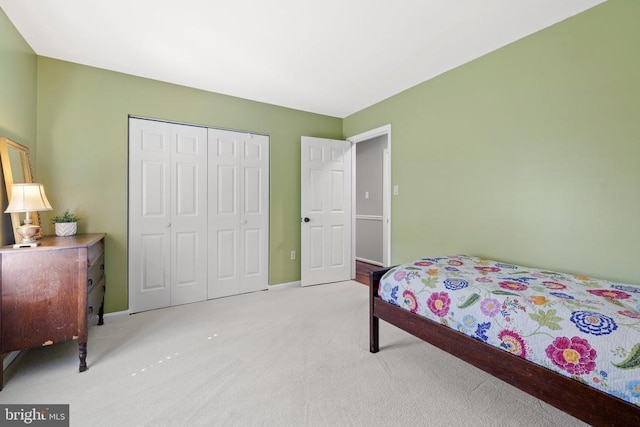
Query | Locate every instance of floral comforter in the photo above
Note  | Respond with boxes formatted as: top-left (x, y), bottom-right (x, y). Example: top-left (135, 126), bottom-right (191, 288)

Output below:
top-left (379, 255), bottom-right (640, 406)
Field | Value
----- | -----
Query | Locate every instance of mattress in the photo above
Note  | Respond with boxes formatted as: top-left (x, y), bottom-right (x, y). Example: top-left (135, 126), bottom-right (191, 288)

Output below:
top-left (379, 255), bottom-right (640, 406)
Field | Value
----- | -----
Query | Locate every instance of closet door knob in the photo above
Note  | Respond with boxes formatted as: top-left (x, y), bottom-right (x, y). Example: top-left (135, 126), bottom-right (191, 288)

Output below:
top-left (303, 217), bottom-right (310, 223)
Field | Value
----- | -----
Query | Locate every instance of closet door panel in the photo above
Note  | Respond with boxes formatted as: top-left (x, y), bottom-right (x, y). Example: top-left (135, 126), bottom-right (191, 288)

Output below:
top-left (170, 124), bottom-right (208, 305)
top-left (140, 234), bottom-right (167, 291)
top-left (208, 129), bottom-right (241, 298)
top-left (209, 129), bottom-right (269, 298)
top-left (129, 118), bottom-right (207, 312)
top-left (129, 119), bottom-right (172, 312)
top-left (214, 229), bottom-right (238, 298)
top-left (239, 134), bottom-right (269, 293)
top-left (217, 165), bottom-right (237, 215)
top-left (244, 167), bottom-right (261, 214)
top-left (242, 227), bottom-right (262, 275)
top-left (172, 231), bottom-right (202, 305)
top-left (216, 230), bottom-right (237, 280)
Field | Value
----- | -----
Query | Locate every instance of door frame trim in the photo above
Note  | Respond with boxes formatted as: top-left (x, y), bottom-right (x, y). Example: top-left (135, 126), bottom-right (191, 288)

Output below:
top-left (128, 114), bottom-right (270, 137)
top-left (347, 124), bottom-right (392, 277)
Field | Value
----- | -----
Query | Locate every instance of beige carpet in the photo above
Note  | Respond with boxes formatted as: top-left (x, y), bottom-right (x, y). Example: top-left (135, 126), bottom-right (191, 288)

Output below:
top-left (0, 281), bottom-right (585, 426)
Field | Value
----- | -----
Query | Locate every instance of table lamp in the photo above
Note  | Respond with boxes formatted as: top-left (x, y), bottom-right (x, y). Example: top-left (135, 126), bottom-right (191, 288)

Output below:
top-left (4, 183), bottom-right (53, 248)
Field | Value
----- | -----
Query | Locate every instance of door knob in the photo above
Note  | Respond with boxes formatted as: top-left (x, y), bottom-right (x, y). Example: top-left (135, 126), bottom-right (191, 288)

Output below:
top-left (302, 217), bottom-right (310, 223)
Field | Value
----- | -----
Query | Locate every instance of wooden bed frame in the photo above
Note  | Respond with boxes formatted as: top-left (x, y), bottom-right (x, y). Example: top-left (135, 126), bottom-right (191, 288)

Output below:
top-left (369, 268), bottom-right (640, 426)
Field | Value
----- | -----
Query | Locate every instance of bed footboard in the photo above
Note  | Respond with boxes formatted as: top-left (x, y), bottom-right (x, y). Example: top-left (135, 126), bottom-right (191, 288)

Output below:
top-left (368, 266), bottom-right (640, 426)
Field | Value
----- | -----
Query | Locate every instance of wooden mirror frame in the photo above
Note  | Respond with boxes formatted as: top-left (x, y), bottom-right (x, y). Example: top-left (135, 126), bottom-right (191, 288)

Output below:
top-left (0, 137), bottom-right (43, 243)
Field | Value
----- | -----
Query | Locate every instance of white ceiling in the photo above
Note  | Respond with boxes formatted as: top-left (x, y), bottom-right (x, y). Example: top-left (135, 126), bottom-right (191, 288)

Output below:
top-left (1, 0), bottom-right (604, 118)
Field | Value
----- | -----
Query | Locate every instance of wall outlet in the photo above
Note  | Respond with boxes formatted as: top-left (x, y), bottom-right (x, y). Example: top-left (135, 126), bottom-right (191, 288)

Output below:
top-left (290, 250), bottom-right (296, 260)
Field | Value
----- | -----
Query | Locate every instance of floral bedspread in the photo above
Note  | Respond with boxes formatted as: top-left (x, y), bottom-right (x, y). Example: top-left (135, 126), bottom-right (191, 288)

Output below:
top-left (379, 255), bottom-right (640, 406)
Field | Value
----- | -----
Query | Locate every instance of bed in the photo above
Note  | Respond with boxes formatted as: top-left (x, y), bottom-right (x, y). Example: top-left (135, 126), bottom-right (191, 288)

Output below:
top-left (369, 255), bottom-right (640, 426)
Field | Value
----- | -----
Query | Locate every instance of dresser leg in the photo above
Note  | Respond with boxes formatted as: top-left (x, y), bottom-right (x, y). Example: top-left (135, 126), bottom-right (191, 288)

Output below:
top-left (79, 342), bottom-right (87, 372)
top-left (98, 301), bottom-right (104, 326)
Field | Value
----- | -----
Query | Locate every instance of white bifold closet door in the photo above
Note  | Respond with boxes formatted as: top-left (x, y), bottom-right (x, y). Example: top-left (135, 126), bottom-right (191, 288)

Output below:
top-left (129, 118), bottom-right (269, 313)
top-left (208, 128), bottom-right (269, 299)
top-left (129, 118), bottom-right (208, 313)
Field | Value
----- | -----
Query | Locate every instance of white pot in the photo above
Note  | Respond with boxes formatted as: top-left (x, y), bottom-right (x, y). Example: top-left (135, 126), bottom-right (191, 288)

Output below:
top-left (54, 222), bottom-right (77, 237)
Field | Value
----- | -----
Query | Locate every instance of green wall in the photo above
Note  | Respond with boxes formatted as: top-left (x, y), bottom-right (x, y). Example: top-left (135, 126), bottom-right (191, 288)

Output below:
top-left (344, 1), bottom-right (640, 285)
top-left (3, 1), bottom-right (640, 314)
top-left (36, 58), bottom-right (342, 312)
top-left (0, 8), bottom-right (37, 246)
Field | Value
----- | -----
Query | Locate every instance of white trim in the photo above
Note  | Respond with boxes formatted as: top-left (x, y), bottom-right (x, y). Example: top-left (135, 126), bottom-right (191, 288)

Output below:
top-left (269, 280), bottom-right (301, 289)
top-left (104, 310), bottom-right (131, 320)
top-left (347, 124), bottom-right (392, 268)
top-left (350, 141), bottom-right (357, 280)
top-left (128, 114), bottom-right (269, 137)
top-left (3, 351), bottom-right (20, 371)
top-left (347, 124), bottom-right (392, 144)
top-left (382, 148), bottom-right (391, 267)
top-left (356, 214), bottom-right (383, 221)
top-left (356, 257), bottom-right (384, 267)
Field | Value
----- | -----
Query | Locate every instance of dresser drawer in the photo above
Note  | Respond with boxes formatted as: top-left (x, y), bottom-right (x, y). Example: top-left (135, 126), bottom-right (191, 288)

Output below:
top-left (0, 233), bottom-right (106, 390)
top-left (87, 254), bottom-right (105, 292)
top-left (87, 238), bottom-right (105, 267)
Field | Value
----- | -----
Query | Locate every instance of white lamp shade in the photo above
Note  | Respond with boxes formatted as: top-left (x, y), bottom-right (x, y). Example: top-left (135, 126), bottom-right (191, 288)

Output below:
top-left (5, 183), bottom-right (53, 213)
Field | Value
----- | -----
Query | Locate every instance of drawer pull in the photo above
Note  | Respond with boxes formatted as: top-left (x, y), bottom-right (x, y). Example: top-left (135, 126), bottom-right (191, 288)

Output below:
top-left (87, 278), bottom-right (93, 288)
top-left (101, 263), bottom-right (105, 270)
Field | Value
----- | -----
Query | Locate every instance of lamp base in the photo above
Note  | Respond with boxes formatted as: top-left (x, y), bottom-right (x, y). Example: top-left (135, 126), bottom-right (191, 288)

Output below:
top-left (13, 241), bottom-right (40, 248)
top-left (13, 224), bottom-right (42, 248)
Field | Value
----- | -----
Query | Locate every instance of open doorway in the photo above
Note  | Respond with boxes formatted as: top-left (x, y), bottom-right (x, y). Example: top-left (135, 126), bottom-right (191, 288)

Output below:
top-left (348, 125), bottom-right (391, 280)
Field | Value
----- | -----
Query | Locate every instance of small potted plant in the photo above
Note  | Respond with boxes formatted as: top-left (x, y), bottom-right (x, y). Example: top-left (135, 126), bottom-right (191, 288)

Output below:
top-left (51, 210), bottom-right (80, 237)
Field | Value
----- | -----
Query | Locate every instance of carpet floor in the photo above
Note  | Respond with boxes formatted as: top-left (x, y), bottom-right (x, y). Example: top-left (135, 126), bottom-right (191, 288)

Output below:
top-left (0, 281), bottom-right (585, 426)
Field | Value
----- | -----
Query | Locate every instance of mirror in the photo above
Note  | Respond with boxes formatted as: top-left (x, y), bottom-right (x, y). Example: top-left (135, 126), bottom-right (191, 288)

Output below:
top-left (0, 137), bottom-right (42, 243)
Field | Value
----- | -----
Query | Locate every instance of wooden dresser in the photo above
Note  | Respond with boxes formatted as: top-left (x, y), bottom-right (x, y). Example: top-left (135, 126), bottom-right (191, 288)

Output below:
top-left (0, 233), bottom-right (106, 390)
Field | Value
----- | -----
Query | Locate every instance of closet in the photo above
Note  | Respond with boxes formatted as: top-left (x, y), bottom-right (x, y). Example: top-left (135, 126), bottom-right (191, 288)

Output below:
top-left (128, 118), bottom-right (269, 312)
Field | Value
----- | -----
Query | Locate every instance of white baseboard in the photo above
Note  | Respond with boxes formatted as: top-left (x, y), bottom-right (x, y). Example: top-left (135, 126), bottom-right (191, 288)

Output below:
top-left (103, 310), bottom-right (130, 320)
top-left (269, 280), bottom-right (301, 289)
top-left (3, 351), bottom-right (20, 371)
top-left (356, 257), bottom-right (383, 267)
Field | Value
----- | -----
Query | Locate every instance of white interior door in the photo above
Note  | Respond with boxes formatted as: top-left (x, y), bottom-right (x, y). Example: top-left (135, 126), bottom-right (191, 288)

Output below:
top-left (208, 129), bottom-right (269, 298)
top-left (301, 136), bottom-right (352, 286)
top-left (129, 118), bottom-right (208, 312)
